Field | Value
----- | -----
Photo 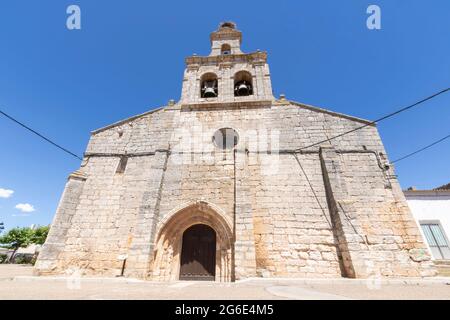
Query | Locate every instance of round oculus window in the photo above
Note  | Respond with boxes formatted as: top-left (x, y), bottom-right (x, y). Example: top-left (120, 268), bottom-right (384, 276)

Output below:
top-left (212, 128), bottom-right (239, 149)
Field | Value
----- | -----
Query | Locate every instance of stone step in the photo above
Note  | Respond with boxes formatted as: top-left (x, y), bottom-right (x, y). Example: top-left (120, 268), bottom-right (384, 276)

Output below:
top-left (434, 260), bottom-right (450, 277)
top-left (433, 259), bottom-right (450, 266)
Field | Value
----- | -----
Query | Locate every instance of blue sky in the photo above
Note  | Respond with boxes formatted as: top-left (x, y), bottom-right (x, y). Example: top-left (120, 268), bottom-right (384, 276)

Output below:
top-left (0, 1), bottom-right (449, 231)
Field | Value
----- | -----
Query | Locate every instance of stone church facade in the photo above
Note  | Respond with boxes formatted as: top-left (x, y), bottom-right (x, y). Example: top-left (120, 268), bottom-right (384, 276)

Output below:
top-left (35, 22), bottom-right (436, 281)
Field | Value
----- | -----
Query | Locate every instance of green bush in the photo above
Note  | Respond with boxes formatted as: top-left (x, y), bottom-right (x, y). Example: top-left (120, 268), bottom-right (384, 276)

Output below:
top-left (12, 253), bottom-right (34, 264)
top-left (0, 253), bottom-right (8, 264)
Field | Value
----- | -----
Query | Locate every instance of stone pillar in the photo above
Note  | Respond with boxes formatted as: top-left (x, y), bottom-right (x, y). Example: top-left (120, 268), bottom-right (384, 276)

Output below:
top-left (319, 147), bottom-right (370, 278)
top-left (262, 63), bottom-right (273, 100)
top-left (253, 63), bottom-right (270, 100)
top-left (233, 149), bottom-right (257, 280)
top-left (219, 64), bottom-right (232, 103)
top-left (34, 170), bottom-right (87, 275)
top-left (124, 151), bottom-right (169, 278)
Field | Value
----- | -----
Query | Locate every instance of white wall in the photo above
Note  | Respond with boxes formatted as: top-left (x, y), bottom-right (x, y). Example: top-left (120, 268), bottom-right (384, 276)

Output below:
top-left (406, 193), bottom-right (450, 259)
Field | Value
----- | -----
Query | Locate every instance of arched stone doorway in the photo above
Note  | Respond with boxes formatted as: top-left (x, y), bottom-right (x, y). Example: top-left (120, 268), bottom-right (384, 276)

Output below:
top-left (180, 224), bottom-right (216, 281)
top-left (149, 201), bottom-right (233, 282)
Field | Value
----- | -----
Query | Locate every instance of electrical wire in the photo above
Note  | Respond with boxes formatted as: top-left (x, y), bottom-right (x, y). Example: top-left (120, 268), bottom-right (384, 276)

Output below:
top-left (391, 133), bottom-right (450, 164)
top-left (295, 88), bottom-right (450, 151)
top-left (1, 87), bottom-right (449, 163)
top-left (0, 109), bottom-right (82, 160)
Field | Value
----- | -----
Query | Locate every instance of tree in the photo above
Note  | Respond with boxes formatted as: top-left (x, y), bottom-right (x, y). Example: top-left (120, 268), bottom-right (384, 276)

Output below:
top-left (31, 225), bottom-right (50, 245)
top-left (0, 227), bottom-right (34, 262)
top-left (0, 226), bottom-right (49, 263)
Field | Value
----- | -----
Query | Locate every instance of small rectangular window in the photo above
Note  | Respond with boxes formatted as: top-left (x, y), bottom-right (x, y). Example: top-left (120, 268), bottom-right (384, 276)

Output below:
top-left (116, 156), bottom-right (128, 174)
top-left (420, 222), bottom-right (450, 259)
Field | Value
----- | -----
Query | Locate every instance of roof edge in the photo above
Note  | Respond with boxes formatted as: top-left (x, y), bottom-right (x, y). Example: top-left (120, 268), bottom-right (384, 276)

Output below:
top-left (91, 106), bottom-right (167, 135)
top-left (404, 190), bottom-right (450, 196)
top-left (288, 100), bottom-right (374, 125)
top-left (90, 100), bottom-right (374, 135)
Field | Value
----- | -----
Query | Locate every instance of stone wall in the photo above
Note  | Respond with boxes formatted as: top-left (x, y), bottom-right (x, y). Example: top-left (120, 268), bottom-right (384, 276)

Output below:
top-left (35, 101), bottom-right (436, 280)
top-left (248, 152), bottom-right (342, 278)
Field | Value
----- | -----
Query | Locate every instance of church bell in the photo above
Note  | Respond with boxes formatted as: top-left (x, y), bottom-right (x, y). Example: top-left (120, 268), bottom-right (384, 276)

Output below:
top-left (235, 81), bottom-right (252, 96)
top-left (201, 80), bottom-right (218, 98)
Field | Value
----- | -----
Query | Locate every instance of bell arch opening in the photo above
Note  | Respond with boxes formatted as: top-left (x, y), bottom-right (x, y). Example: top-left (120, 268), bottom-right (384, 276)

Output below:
top-left (234, 71), bottom-right (253, 96)
top-left (149, 202), bottom-right (233, 282)
top-left (200, 73), bottom-right (218, 98)
top-left (221, 44), bottom-right (231, 55)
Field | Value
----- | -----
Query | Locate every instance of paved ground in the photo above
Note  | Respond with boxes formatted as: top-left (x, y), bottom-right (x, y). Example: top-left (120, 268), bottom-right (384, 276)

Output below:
top-left (1, 265), bottom-right (449, 300)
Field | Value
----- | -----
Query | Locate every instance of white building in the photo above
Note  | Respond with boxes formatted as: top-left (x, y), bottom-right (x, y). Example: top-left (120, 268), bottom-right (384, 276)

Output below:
top-left (404, 185), bottom-right (450, 275)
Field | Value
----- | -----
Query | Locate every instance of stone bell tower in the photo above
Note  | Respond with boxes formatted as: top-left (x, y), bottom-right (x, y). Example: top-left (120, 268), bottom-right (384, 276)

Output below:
top-left (180, 22), bottom-right (274, 106)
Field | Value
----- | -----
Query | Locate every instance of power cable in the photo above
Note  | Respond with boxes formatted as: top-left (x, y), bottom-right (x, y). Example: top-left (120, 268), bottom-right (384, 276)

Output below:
top-left (0, 109), bottom-right (82, 160)
top-left (295, 88), bottom-right (450, 151)
top-left (392, 133), bottom-right (450, 164)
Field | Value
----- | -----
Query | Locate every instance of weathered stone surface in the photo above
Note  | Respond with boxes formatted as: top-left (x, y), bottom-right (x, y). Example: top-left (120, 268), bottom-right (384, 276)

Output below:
top-left (409, 249), bottom-right (431, 262)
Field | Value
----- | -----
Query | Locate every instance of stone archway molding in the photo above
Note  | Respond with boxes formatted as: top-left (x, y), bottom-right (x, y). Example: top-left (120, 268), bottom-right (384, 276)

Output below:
top-left (149, 200), bottom-right (234, 282)
top-left (156, 200), bottom-right (233, 241)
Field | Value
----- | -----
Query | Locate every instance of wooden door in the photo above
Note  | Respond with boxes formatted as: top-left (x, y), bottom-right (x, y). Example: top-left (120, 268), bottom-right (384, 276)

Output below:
top-left (179, 224), bottom-right (216, 281)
